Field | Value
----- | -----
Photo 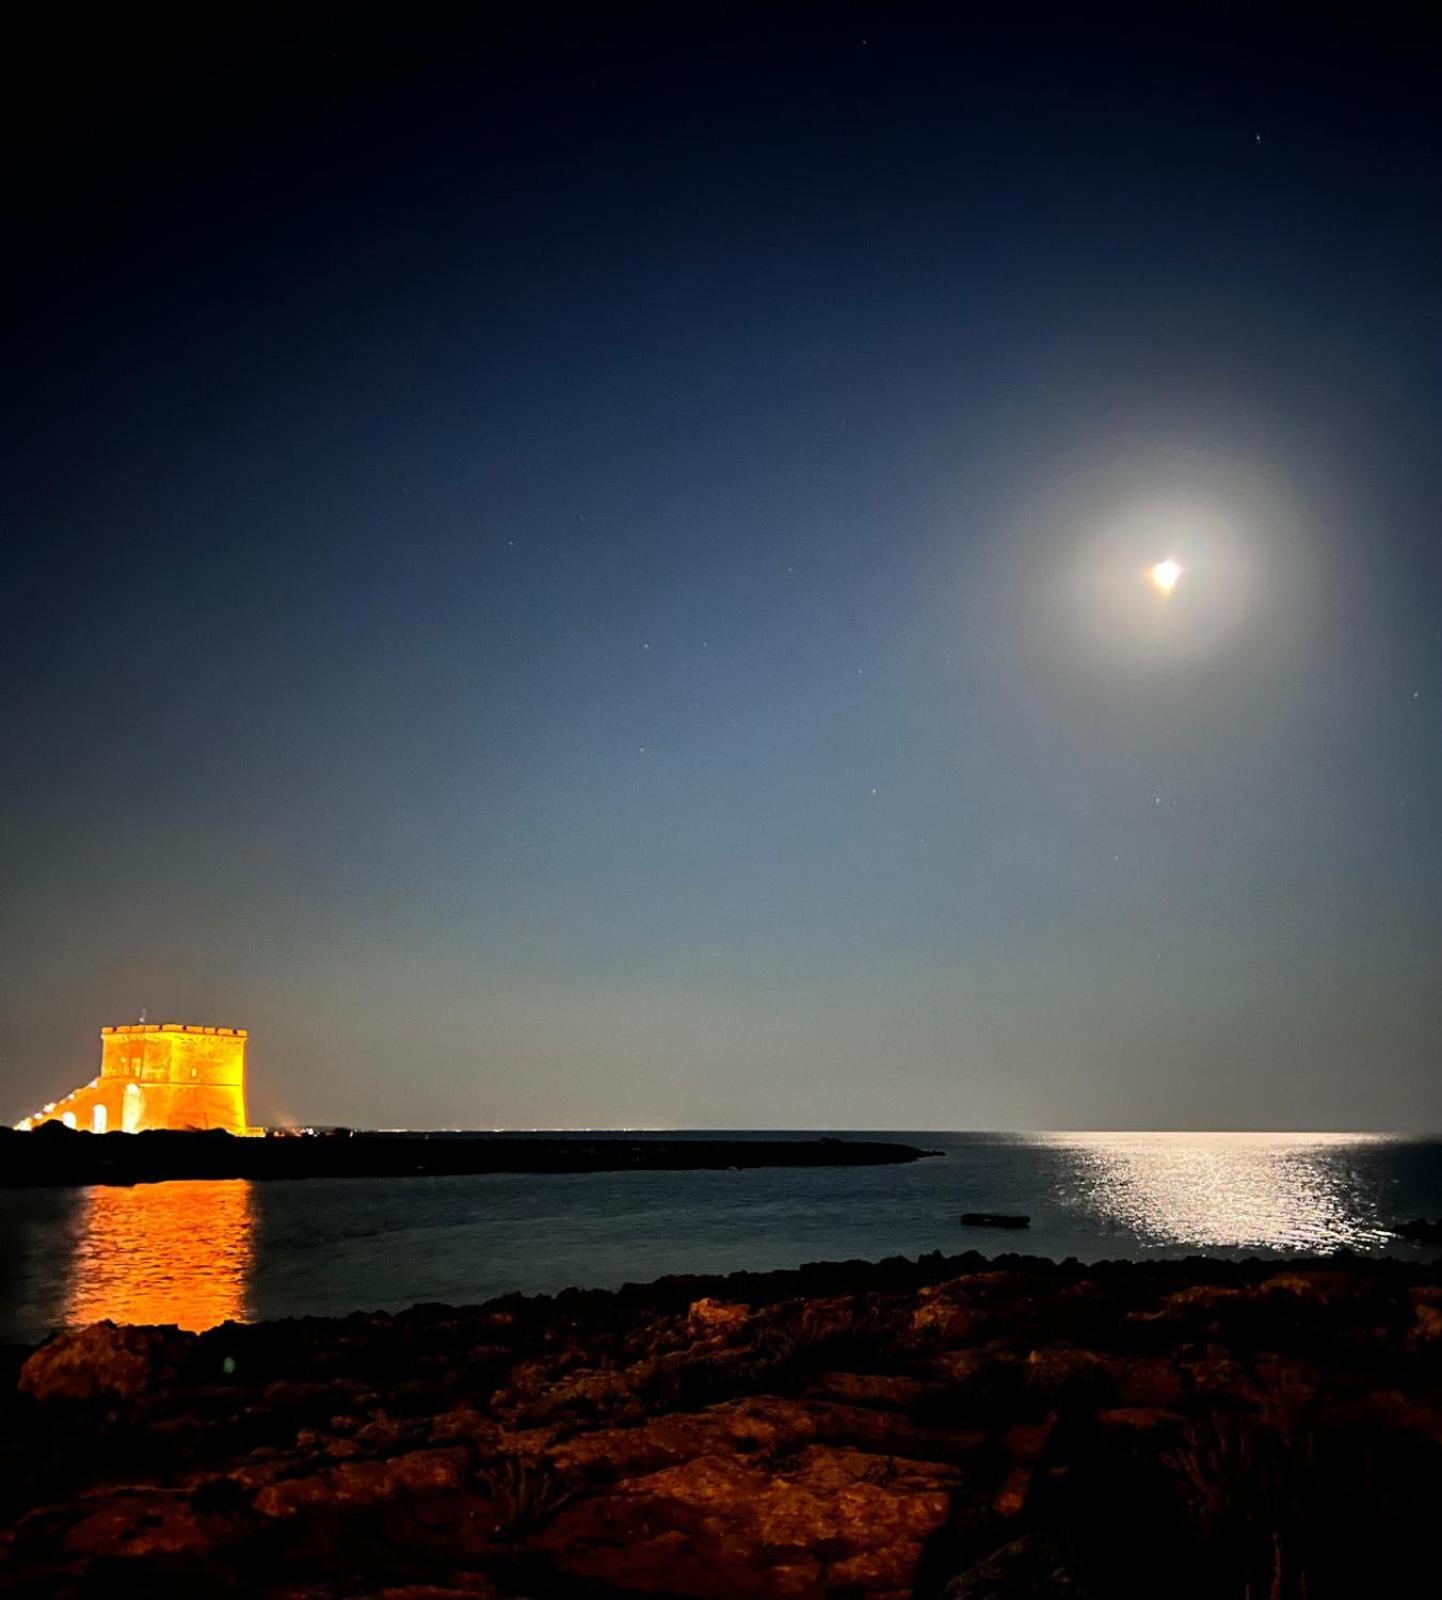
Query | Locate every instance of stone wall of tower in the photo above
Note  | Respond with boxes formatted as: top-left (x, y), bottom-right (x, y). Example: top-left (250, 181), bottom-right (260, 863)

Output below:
top-left (102, 1025), bottom-right (248, 1133)
top-left (16, 1025), bottom-right (250, 1135)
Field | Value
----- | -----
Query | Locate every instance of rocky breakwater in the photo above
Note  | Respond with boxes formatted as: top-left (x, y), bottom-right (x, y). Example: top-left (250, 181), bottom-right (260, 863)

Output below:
top-left (4, 1252), bottom-right (1442, 1599)
top-left (0, 1126), bottom-right (933, 1187)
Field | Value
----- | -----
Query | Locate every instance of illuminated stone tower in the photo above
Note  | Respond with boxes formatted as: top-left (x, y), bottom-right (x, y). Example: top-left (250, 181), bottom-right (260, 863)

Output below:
top-left (16, 1024), bottom-right (251, 1135)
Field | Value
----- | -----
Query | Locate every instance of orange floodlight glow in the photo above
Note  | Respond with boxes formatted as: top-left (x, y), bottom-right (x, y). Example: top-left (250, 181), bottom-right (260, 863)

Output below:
top-left (14, 1025), bottom-right (254, 1135)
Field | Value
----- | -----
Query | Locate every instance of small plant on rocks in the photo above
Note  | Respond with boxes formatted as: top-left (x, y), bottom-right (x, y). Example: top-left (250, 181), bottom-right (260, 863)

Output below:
top-left (477, 1452), bottom-right (578, 1539)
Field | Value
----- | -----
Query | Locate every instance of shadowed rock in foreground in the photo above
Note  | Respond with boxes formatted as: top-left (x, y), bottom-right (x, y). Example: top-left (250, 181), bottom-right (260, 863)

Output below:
top-left (4, 1251), bottom-right (1442, 1598)
top-left (0, 1125), bottom-right (932, 1188)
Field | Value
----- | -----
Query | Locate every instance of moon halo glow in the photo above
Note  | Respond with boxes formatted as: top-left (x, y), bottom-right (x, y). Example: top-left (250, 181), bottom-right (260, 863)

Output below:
top-left (1148, 558), bottom-right (1183, 596)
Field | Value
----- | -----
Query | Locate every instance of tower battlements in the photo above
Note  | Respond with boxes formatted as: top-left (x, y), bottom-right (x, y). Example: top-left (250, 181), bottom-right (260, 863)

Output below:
top-left (16, 1025), bottom-right (254, 1135)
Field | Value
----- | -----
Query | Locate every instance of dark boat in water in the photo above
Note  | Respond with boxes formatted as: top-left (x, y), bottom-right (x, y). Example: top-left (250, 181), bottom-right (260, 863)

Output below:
top-left (960, 1211), bottom-right (1030, 1229)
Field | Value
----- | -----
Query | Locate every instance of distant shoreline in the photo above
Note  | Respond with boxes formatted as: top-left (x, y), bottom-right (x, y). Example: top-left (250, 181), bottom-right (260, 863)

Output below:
top-left (0, 1127), bottom-right (934, 1188)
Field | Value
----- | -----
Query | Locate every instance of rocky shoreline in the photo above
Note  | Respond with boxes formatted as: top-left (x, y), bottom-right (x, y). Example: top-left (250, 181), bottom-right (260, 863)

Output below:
top-left (4, 1249), bottom-right (1442, 1598)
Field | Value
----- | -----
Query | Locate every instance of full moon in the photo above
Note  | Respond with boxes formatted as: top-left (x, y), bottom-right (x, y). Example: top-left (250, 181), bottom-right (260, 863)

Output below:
top-left (1148, 557), bottom-right (1183, 595)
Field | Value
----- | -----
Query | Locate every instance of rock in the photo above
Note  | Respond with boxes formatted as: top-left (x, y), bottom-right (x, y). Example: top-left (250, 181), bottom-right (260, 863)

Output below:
top-left (257, 1446), bottom-right (469, 1515)
top-left (805, 1371), bottom-right (930, 1410)
top-left (1129, 1284), bottom-right (1244, 1327)
top-left (1409, 1302), bottom-right (1442, 1349)
top-left (1005, 1418), bottom-right (1055, 1465)
top-left (928, 1350), bottom-right (1025, 1423)
top-left (364, 1585), bottom-right (500, 1600)
top-left (427, 1406), bottom-right (502, 1450)
top-left (689, 1297), bottom-right (751, 1335)
top-left (552, 1396), bottom-right (821, 1477)
top-left (539, 1444), bottom-right (959, 1600)
top-left (912, 1301), bottom-right (985, 1343)
top-left (6, 1253), bottom-right (1442, 1597)
top-left (363, 1586), bottom-right (499, 1600)
top-left (1024, 1348), bottom-right (1116, 1406)
top-left (1097, 1354), bottom-right (1185, 1409)
top-left (1094, 1407), bottom-right (1186, 1435)
top-left (994, 1465), bottom-right (1032, 1517)
top-left (18, 1321), bottom-right (188, 1404)
top-left (60, 1490), bottom-right (219, 1559)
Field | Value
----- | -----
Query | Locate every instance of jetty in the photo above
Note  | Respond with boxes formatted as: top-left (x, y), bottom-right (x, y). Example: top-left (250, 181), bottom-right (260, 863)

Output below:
top-left (0, 1125), bottom-right (932, 1188)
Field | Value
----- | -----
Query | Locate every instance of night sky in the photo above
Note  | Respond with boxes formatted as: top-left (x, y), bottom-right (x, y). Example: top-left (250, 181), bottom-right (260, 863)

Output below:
top-left (4, 4), bottom-right (1439, 1131)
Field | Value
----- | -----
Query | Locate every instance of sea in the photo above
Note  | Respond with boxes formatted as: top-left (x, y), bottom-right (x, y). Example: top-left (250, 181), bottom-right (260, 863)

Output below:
top-left (3, 1130), bottom-right (1441, 1345)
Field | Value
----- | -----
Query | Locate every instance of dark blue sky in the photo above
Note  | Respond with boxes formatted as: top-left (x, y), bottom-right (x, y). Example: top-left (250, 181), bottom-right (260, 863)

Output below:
top-left (4, 4), bottom-right (1439, 1129)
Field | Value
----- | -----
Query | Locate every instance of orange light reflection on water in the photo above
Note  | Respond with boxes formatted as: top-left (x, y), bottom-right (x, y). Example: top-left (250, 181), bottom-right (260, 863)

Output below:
top-left (63, 1179), bottom-right (256, 1332)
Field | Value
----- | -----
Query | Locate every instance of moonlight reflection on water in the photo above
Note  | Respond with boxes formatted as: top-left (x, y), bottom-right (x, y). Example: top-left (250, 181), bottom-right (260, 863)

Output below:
top-left (1042, 1131), bottom-right (1395, 1252)
top-left (4, 1132), bottom-right (1430, 1344)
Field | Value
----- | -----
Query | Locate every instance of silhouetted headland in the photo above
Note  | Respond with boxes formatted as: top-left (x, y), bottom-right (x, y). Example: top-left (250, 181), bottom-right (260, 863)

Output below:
top-left (0, 1124), bottom-right (933, 1188)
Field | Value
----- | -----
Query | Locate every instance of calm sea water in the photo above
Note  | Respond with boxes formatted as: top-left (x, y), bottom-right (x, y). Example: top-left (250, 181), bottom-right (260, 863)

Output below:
top-left (2, 1131), bottom-right (1440, 1344)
